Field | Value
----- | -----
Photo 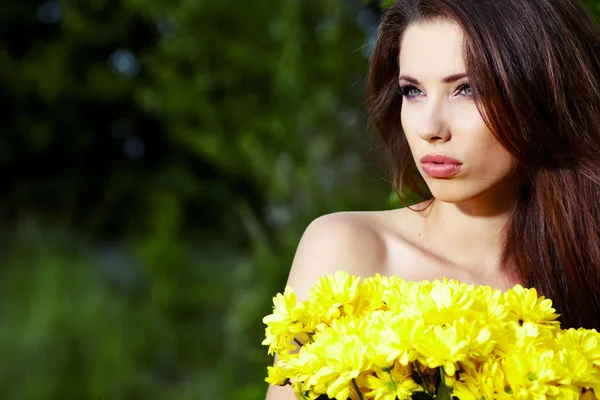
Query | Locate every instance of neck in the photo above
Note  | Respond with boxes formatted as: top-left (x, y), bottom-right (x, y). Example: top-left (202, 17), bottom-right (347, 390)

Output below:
top-left (418, 192), bottom-right (515, 275)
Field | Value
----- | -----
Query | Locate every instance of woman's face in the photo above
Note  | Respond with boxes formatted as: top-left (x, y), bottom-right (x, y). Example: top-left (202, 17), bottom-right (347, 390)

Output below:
top-left (399, 19), bottom-right (517, 205)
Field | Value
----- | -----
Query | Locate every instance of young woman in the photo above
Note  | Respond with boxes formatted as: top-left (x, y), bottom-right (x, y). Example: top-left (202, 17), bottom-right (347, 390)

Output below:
top-left (266, 0), bottom-right (600, 398)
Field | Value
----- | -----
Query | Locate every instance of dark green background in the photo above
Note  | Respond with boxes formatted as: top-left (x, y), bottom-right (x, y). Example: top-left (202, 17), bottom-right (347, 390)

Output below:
top-left (2, 0), bottom-right (599, 399)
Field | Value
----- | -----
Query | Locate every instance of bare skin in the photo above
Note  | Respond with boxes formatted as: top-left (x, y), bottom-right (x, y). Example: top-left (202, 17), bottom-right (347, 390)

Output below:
top-left (265, 19), bottom-right (522, 400)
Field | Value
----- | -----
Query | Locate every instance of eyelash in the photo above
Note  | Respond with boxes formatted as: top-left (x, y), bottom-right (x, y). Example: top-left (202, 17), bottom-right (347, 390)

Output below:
top-left (398, 83), bottom-right (472, 99)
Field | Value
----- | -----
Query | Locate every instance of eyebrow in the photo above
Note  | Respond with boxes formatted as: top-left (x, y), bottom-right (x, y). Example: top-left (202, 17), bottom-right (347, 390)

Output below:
top-left (398, 73), bottom-right (468, 85)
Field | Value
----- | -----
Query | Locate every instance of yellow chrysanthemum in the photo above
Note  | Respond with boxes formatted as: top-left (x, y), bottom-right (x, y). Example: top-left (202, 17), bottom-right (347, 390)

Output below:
top-left (286, 348), bottom-right (324, 386)
top-left (503, 344), bottom-right (562, 399)
top-left (504, 285), bottom-right (560, 330)
top-left (472, 284), bottom-right (509, 326)
top-left (452, 374), bottom-right (482, 400)
top-left (262, 274), bottom-right (600, 400)
top-left (554, 329), bottom-right (600, 393)
top-left (307, 270), bottom-right (363, 323)
top-left (451, 318), bottom-right (495, 363)
top-left (265, 364), bottom-right (289, 386)
top-left (454, 357), bottom-right (509, 400)
top-left (556, 328), bottom-right (600, 367)
top-left (323, 336), bottom-right (370, 400)
top-left (495, 319), bottom-right (548, 356)
top-left (359, 274), bottom-right (405, 312)
top-left (416, 323), bottom-right (470, 376)
top-left (381, 279), bottom-right (424, 316)
top-left (421, 279), bottom-right (475, 325)
top-left (294, 316), bottom-right (371, 400)
top-left (360, 363), bottom-right (422, 400)
top-left (555, 348), bottom-right (599, 389)
top-left (558, 385), bottom-right (584, 400)
top-left (262, 286), bottom-right (305, 355)
top-left (356, 274), bottom-right (385, 312)
top-left (367, 311), bottom-right (424, 368)
top-left (291, 380), bottom-right (321, 400)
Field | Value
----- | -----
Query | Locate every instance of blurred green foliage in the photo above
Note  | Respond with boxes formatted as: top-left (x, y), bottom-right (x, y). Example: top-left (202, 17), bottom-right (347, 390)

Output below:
top-left (2, 0), bottom-right (600, 399)
top-left (0, 0), bottom-right (388, 399)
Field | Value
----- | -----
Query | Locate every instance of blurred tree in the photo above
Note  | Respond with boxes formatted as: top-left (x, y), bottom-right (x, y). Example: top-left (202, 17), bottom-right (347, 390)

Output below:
top-left (0, 0), bottom-right (387, 241)
top-left (127, 0), bottom-right (388, 240)
top-left (0, 0), bottom-right (388, 399)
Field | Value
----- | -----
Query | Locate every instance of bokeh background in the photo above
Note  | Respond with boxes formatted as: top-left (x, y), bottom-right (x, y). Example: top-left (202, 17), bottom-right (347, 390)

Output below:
top-left (3, 0), bottom-right (600, 399)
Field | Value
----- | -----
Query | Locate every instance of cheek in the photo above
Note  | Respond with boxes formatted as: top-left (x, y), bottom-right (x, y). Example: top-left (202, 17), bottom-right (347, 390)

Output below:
top-left (400, 109), bottom-right (419, 147)
top-left (469, 129), bottom-right (515, 178)
top-left (454, 108), bottom-right (514, 175)
top-left (489, 146), bottom-right (516, 177)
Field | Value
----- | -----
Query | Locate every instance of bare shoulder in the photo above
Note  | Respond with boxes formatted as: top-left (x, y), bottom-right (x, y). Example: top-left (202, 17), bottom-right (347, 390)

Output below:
top-left (266, 206), bottom-right (425, 400)
top-left (285, 207), bottom-right (417, 302)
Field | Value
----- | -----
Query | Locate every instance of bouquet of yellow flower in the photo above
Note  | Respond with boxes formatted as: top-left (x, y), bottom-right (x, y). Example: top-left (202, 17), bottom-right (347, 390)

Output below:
top-left (262, 271), bottom-right (600, 400)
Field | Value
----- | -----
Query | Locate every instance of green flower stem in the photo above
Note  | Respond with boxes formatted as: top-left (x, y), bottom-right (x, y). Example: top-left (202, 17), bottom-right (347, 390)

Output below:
top-left (387, 370), bottom-right (397, 392)
top-left (352, 378), bottom-right (365, 400)
top-left (415, 364), bottom-right (433, 396)
top-left (436, 366), bottom-right (452, 400)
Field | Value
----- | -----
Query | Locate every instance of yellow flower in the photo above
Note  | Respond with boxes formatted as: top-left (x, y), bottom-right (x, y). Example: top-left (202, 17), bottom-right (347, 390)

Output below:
top-left (557, 385), bottom-right (583, 400)
top-left (556, 328), bottom-right (600, 367)
top-left (504, 285), bottom-right (560, 330)
top-left (381, 279), bottom-right (424, 316)
top-left (265, 364), bottom-right (289, 386)
top-left (286, 349), bottom-right (324, 386)
top-left (454, 357), bottom-right (509, 400)
top-left (452, 376), bottom-right (481, 400)
top-left (421, 278), bottom-right (475, 326)
top-left (323, 335), bottom-right (370, 400)
top-left (262, 285), bottom-right (305, 355)
top-left (495, 320), bottom-right (547, 356)
top-left (554, 329), bottom-right (600, 393)
top-left (292, 380), bottom-right (321, 400)
top-left (367, 311), bottom-right (424, 367)
top-left (471, 284), bottom-right (509, 326)
top-left (416, 323), bottom-right (470, 376)
top-left (361, 363), bottom-right (422, 400)
top-left (359, 274), bottom-right (405, 312)
top-left (307, 270), bottom-right (363, 323)
top-left (503, 344), bottom-right (562, 399)
top-left (262, 273), bottom-right (600, 400)
top-left (292, 316), bottom-right (371, 400)
top-left (454, 318), bottom-right (495, 362)
top-left (553, 348), bottom-right (598, 387)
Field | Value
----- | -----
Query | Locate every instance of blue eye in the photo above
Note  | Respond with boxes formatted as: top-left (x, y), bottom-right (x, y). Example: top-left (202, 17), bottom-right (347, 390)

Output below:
top-left (398, 83), bottom-right (473, 99)
top-left (457, 83), bottom-right (472, 96)
top-left (399, 85), bottom-right (422, 99)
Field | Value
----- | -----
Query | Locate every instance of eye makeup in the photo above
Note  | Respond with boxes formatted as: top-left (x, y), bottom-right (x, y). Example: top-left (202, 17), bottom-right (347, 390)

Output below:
top-left (397, 80), bottom-right (473, 100)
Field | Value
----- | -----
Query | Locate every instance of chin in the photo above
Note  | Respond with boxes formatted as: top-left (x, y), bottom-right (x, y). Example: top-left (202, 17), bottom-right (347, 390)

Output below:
top-left (424, 180), bottom-right (489, 204)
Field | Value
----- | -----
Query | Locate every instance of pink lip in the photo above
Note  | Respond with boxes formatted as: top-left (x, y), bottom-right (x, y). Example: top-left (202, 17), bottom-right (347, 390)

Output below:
top-left (420, 154), bottom-right (462, 178)
top-left (420, 154), bottom-right (462, 165)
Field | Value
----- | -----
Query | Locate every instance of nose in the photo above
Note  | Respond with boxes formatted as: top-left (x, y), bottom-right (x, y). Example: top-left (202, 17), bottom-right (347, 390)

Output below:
top-left (416, 101), bottom-right (451, 143)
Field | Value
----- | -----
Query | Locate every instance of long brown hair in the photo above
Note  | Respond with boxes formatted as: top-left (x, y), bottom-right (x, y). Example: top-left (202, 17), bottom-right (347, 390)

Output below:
top-left (367, 0), bottom-right (600, 329)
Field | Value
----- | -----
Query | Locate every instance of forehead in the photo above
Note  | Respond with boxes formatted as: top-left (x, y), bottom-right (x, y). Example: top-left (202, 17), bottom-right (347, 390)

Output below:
top-left (399, 20), bottom-right (466, 78)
